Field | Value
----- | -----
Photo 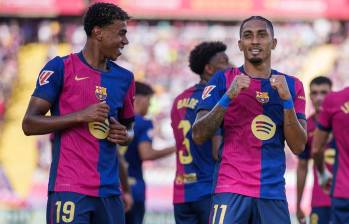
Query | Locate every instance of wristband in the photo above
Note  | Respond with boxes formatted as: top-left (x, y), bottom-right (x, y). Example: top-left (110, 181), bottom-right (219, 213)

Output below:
top-left (283, 97), bottom-right (294, 109)
top-left (217, 94), bottom-right (232, 109)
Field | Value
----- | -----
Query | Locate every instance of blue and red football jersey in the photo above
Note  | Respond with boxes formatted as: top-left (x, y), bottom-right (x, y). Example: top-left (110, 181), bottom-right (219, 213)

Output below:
top-left (317, 87), bottom-right (349, 199)
top-left (171, 83), bottom-right (216, 204)
top-left (123, 114), bottom-right (153, 202)
top-left (32, 52), bottom-right (135, 197)
top-left (197, 66), bottom-right (306, 200)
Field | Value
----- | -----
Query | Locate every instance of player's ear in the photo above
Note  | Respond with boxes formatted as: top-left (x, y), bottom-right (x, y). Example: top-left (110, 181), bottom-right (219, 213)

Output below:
top-left (238, 40), bottom-right (243, 51)
top-left (271, 38), bottom-right (277, 50)
top-left (204, 64), bottom-right (213, 75)
top-left (92, 26), bottom-right (103, 41)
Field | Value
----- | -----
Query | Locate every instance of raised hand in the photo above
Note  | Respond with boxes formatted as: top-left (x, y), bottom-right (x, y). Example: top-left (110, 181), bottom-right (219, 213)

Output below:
top-left (77, 101), bottom-right (110, 123)
top-left (270, 75), bottom-right (291, 100)
top-left (107, 117), bottom-right (128, 144)
top-left (226, 75), bottom-right (251, 99)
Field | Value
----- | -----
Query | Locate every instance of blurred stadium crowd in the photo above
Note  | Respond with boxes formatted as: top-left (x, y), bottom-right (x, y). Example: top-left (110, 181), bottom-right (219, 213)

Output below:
top-left (0, 17), bottom-right (349, 223)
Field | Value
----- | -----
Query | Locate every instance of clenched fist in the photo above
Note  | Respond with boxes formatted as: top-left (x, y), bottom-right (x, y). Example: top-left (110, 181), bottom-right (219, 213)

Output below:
top-left (226, 75), bottom-right (251, 99)
top-left (270, 75), bottom-right (291, 100)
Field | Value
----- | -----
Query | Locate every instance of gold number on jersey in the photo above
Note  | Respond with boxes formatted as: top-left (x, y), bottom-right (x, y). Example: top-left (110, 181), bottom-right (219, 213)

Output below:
top-left (55, 201), bottom-right (75, 223)
top-left (212, 204), bottom-right (227, 224)
top-left (178, 120), bottom-right (193, 164)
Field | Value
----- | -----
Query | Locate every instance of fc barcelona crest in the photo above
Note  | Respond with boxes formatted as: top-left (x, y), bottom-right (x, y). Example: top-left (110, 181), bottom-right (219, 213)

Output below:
top-left (95, 86), bottom-right (107, 101)
top-left (256, 91), bottom-right (269, 104)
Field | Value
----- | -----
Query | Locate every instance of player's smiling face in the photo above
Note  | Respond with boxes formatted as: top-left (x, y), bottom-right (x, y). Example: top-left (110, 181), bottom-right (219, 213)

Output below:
top-left (100, 20), bottom-right (129, 61)
top-left (238, 19), bottom-right (277, 65)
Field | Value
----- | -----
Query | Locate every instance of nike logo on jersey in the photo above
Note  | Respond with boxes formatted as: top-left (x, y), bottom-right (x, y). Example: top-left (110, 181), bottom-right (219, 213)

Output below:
top-left (75, 75), bottom-right (89, 81)
top-left (202, 85), bottom-right (216, 100)
top-left (39, 70), bottom-right (54, 86)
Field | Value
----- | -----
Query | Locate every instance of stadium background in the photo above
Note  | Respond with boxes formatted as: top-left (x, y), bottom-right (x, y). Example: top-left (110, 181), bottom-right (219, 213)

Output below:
top-left (0, 0), bottom-right (348, 223)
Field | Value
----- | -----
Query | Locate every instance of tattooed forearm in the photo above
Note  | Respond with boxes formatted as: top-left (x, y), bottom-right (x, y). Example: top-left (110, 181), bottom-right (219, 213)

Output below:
top-left (192, 105), bottom-right (226, 144)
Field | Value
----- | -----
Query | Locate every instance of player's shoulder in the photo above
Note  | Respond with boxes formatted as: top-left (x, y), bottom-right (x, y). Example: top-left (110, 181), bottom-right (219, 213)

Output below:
top-left (43, 55), bottom-right (66, 69)
top-left (275, 70), bottom-right (303, 84)
top-left (108, 61), bottom-right (134, 78)
top-left (323, 87), bottom-right (349, 106)
top-left (135, 114), bottom-right (152, 125)
top-left (174, 84), bottom-right (197, 102)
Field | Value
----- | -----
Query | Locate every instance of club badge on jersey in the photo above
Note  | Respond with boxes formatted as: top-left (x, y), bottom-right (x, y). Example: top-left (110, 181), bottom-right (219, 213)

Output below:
top-left (95, 85), bottom-right (108, 101)
top-left (256, 91), bottom-right (270, 104)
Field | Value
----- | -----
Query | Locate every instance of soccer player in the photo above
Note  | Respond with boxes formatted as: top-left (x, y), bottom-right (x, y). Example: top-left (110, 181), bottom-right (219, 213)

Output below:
top-left (296, 76), bottom-right (333, 224)
top-left (123, 81), bottom-right (175, 224)
top-left (192, 16), bottom-right (307, 224)
top-left (313, 86), bottom-right (349, 224)
top-left (171, 41), bottom-right (230, 224)
top-left (22, 3), bottom-right (134, 224)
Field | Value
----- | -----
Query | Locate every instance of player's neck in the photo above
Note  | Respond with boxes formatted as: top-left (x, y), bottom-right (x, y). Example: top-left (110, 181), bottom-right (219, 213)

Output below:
top-left (82, 42), bottom-right (108, 72)
top-left (243, 62), bottom-right (271, 79)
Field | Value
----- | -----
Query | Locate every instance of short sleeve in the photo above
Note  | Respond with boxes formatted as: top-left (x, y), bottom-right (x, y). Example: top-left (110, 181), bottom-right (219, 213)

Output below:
top-left (298, 143), bottom-right (311, 160)
top-left (32, 56), bottom-right (64, 104)
top-left (293, 79), bottom-right (306, 120)
top-left (138, 120), bottom-right (153, 143)
top-left (317, 95), bottom-right (332, 132)
top-left (119, 78), bottom-right (135, 126)
top-left (196, 71), bottom-right (227, 112)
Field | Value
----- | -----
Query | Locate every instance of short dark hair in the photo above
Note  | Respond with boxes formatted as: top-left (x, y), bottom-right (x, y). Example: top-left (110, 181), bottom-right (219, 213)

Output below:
top-left (310, 76), bottom-right (332, 88)
top-left (83, 2), bottom-right (130, 36)
top-left (189, 41), bottom-right (227, 75)
top-left (239, 16), bottom-right (274, 38)
top-left (136, 81), bottom-right (154, 96)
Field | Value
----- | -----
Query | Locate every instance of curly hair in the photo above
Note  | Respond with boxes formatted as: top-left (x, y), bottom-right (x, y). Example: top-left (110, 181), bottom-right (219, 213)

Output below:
top-left (189, 41), bottom-right (227, 76)
top-left (83, 2), bottom-right (130, 37)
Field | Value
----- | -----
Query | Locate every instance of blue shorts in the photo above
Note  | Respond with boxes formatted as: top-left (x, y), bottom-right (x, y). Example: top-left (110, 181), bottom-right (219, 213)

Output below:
top-left (125, 201), bottom-right (145, 224)
top-left (46, 192), bottom-right (125, 224)
top-left (174, 195), bottom-right (212, 224)
top-left (310, 206), bottom-right (331, 224)
top-left (331, 197), bottom-right (349, 224)
top-left (209, 193), bottom-right (290, 224)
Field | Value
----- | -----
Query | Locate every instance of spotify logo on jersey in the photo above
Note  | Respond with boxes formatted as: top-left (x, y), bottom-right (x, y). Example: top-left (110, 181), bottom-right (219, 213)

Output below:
top-left (324, 148), bottom-right (336, 165)
top-left (88, 119), bottom-right (110, 139)
top-left (251, 115), bottom-right (276, 140)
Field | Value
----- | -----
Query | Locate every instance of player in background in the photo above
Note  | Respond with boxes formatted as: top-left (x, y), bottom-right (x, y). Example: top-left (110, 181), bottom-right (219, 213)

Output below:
top-left (192, 16), bottom-right (307, 224)
top-left (122, 81), bottom-right (175, 224)
top-left (171, 41), bottom-right (231, 224)
top-left (312, 85), bottom-right (349, 224)
top-left (22, 3), bottom-right (134, 224)
top-left (296, 76), bottom-right (333, 224)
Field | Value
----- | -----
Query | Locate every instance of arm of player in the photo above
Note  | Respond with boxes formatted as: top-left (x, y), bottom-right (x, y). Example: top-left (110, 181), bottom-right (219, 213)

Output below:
top-left (138, 142), bottom-right (175, 161)
top-left (312, 128), bottom-right (332, 192)
top-left (284, 114), bottom-right (307, 154)
top-left (270, 75), bottom-right (307, 154)
top-left (22, 96), bottom-right (109, 135)
top-left (192, 75), bottom-right (250, 144)
top-left (296, 159), bottom-right (308, 224)
top-left (211, 134), bottom-right (222, 161)
top-left (117, 152), bottom-right (133, 212)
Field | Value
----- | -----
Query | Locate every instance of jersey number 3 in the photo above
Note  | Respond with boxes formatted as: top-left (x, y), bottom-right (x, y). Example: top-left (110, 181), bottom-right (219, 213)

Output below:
top-left (178, 120), bottom-right (193, 164)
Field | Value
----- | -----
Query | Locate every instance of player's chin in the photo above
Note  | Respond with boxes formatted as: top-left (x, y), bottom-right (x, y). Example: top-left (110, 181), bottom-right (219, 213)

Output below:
top-left (248, 57), bottom-right (263, 64)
